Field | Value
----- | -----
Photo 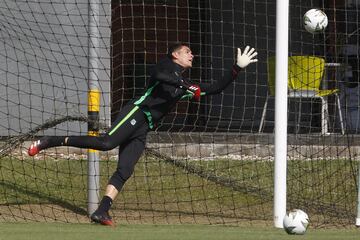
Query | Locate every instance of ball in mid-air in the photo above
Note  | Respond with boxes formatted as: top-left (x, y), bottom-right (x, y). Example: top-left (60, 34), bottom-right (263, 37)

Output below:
top-left (303, 9), bottom-right (328, 34)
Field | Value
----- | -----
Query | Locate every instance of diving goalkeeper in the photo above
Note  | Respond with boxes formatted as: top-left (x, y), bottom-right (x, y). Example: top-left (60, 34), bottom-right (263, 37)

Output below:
top-left (28, 43), bottom-right (258, 226)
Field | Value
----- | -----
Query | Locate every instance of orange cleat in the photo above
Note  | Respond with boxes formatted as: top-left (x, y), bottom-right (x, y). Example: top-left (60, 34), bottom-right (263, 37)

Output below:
top-left (90, 211), bottom-right (115, 227)
top-left (28, 140), bottom-right (41, 156)
top-left (28, 137), bottom-right (49, 156)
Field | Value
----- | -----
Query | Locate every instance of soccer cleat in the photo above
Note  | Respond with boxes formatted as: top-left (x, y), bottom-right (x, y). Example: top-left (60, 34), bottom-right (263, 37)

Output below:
top-left (28, 137), bottom-right (49, 156)
top-left (90, 211), bottom-right (114, 226)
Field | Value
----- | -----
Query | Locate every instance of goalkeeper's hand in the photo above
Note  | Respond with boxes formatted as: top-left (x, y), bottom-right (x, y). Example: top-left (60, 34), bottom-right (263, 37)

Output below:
top-left (188, 85), bottom-right (201, 101)
top-left (236, 46), bottom-right (258, 68)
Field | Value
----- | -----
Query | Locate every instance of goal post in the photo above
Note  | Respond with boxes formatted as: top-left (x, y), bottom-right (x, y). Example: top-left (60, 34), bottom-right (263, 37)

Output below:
top-left (87, 0), bottom-right (102, 215)
top-left (273, 0), bottom-right (289, 229)
top-left (357, 163), bottom-right (360, 226)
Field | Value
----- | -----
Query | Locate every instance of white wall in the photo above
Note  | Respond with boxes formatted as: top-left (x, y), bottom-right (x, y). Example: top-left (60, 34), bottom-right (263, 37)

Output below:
top-left (0, 1), bottom-right (111, 136)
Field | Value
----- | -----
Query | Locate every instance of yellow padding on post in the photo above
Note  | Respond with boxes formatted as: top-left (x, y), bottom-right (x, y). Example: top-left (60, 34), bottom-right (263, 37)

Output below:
top-left (88, 131), bottom-right (98, 136)
top-left (88, 90), bottom-right (100, 153)
top-left (88, 131), bottom-right (99, 153)
top-left (88, 89), bottom-right (100, 112)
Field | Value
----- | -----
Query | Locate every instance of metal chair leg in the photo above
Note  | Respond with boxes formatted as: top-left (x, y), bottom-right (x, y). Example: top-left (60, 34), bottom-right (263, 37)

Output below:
top-left (258, 96), bottom-right (269, 133)
top-left (296, 100), bottom-right (302, 134)
top-left (320, 97), bottom-right (329, 135)
top-left (335, 94), bottom-right (345, 134)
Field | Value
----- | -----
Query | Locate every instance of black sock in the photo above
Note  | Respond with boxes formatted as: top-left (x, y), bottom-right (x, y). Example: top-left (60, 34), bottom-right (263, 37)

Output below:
top-left (97, 196), bottom-right (113, 213)
top-left (45, 136), bottom-right (66, 148)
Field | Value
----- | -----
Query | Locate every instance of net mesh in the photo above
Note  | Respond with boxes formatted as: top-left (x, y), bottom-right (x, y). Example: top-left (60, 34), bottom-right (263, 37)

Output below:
top-left (0, 0), bottom-right (359, 227)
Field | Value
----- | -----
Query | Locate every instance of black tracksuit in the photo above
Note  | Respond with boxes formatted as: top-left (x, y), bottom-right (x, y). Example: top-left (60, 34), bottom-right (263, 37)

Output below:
top-left (66, 57), bottom-right (241, 191)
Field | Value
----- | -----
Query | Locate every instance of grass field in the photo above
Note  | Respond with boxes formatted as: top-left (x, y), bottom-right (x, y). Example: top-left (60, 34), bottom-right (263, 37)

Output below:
top-left (0, 152), bottom-right (357, 226)
top-left (0, 223), bottom-right (359, 240)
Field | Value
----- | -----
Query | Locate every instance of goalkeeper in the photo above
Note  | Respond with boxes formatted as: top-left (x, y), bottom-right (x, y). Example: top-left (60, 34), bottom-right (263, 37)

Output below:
top-left (28, 43), bottom-right (258, 226)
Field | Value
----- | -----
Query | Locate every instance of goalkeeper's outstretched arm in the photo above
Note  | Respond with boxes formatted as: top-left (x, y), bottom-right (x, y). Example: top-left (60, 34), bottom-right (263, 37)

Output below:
top-left (197, 46), bottom-right (258, 96)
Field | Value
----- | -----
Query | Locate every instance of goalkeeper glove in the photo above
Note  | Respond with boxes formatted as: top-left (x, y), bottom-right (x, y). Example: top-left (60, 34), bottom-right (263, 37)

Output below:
top-left (188, 85), bottom-right (201, 101)
top-left (236, 46), bottom-right (258, 68)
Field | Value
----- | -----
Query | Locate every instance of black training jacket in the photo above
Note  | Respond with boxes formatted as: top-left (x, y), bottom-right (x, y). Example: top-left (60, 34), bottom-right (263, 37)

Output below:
top-left (132, 57), bottom-right (241, 128)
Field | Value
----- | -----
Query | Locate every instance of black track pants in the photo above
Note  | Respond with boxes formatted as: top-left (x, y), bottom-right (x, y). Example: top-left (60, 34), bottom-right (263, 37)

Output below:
top-left (66, 103), bottom-right (149, 190)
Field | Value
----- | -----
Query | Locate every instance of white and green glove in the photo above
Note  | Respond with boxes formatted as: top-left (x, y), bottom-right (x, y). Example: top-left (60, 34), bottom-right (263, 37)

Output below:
top-left (236, 46), bottom-right (258, 68)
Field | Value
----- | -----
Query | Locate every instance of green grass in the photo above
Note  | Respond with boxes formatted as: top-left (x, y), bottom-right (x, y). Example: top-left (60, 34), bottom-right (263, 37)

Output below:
top-left (0, 154), bottom-right (357, 226)
top-left (0, 223), bottom-right (359, 240)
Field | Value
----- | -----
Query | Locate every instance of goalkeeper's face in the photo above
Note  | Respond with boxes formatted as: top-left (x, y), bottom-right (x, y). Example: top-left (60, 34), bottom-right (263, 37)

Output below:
top-left (172, 46), bottom-right (194, 69)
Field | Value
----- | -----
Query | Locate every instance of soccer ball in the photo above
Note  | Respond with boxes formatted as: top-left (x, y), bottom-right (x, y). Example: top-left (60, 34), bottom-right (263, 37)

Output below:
top-left (303, 9), bottom-right (328, 34)
top-left (283, 209), bottom-right (309, 235)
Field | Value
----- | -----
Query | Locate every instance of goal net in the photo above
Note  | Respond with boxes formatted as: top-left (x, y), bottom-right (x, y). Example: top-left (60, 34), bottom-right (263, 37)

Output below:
top-left (0, 0), bottom-right (358, 227)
